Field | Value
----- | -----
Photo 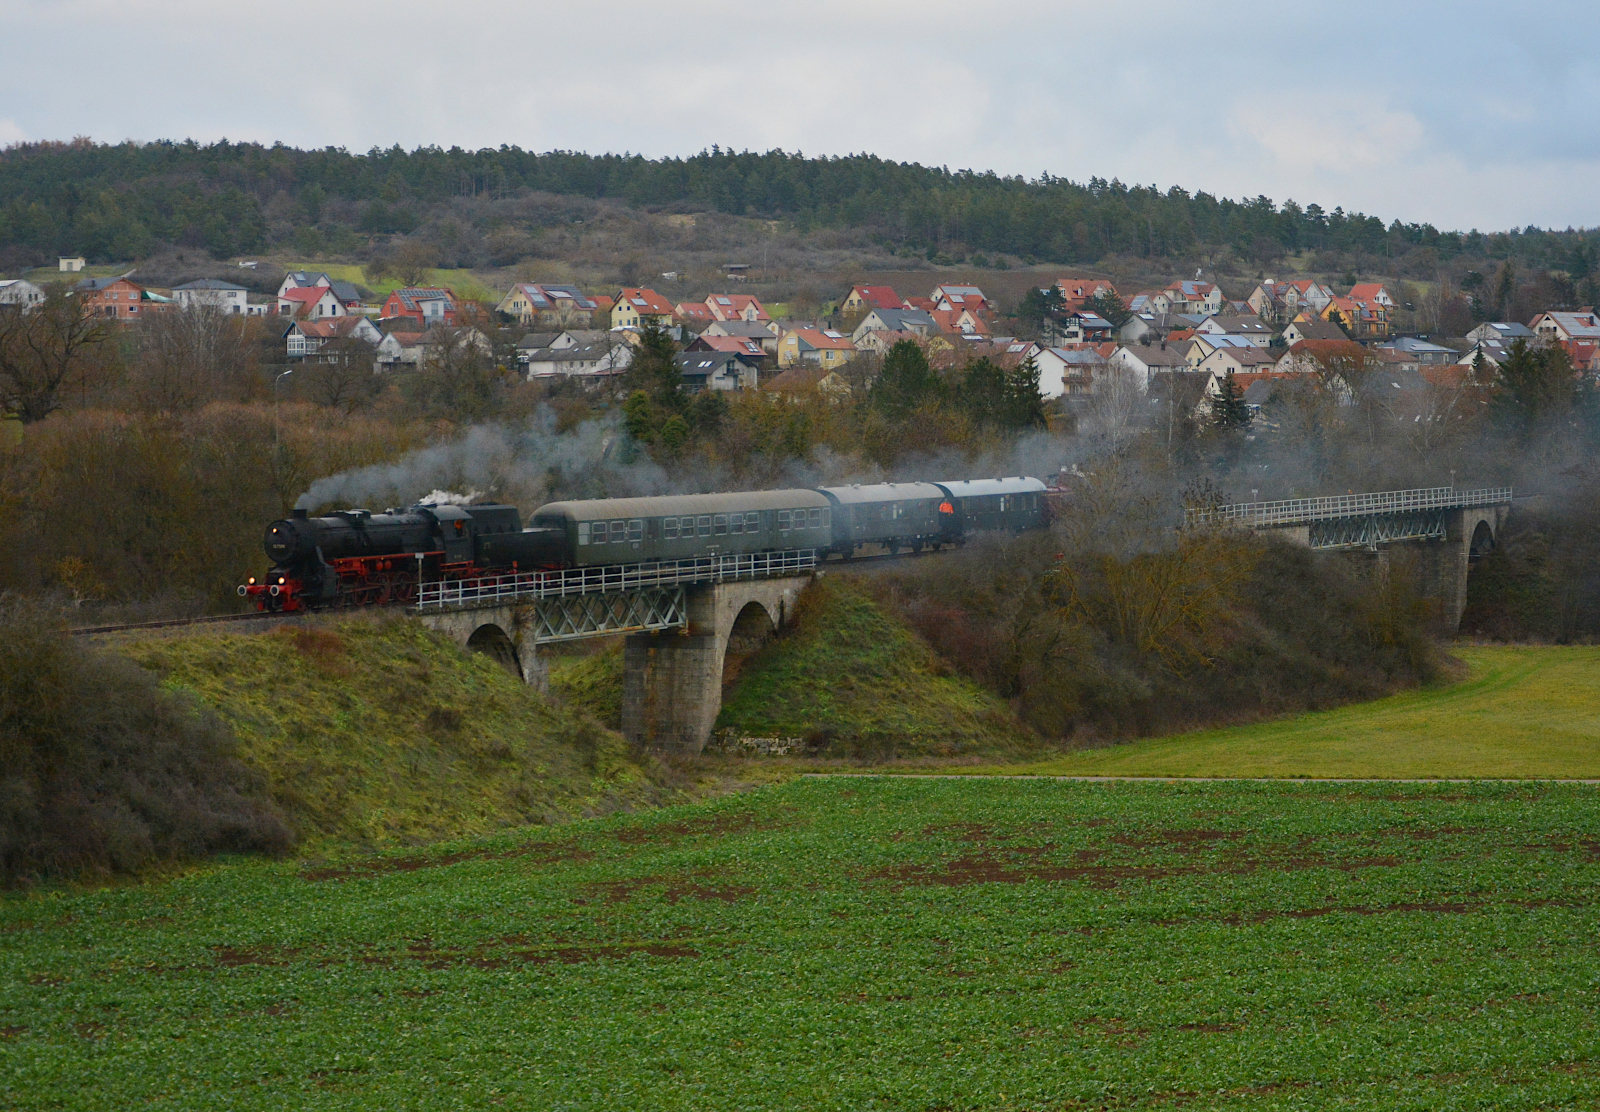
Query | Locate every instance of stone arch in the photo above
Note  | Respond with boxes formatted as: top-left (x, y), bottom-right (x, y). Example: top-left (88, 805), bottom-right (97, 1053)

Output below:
top-left (722, 599), bottom-right (778, 685)
top-left (466, 623), bottom-right (522, 680)
top-left (1469, 517), bottom-right (1495, 561)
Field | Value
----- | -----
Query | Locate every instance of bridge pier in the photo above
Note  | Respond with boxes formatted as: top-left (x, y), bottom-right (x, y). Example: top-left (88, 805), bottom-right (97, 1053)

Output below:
top-left (622, 575), bottom-right (812, 755)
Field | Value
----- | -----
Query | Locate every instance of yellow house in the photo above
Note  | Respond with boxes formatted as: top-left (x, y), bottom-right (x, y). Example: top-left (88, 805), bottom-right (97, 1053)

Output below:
top-left (778, 327), bottom-right (857, 369)
top-left (611, 288), bottom-right (676, 330)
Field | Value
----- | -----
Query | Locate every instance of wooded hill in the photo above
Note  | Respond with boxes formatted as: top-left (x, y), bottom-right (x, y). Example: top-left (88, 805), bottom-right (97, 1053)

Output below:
top-left (3, 140), bottom-right (1598, 277)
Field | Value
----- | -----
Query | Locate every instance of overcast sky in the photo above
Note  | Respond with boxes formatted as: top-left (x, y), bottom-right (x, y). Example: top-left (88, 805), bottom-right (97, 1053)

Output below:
top-left (4, 0), bottom-right (1594, 233)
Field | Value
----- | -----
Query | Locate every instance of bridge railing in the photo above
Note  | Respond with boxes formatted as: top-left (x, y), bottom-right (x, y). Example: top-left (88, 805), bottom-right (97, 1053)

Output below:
top-left (415, 548), bottom-right (819, 610)
top-left (1187, 486), bottom-right (1513, 528)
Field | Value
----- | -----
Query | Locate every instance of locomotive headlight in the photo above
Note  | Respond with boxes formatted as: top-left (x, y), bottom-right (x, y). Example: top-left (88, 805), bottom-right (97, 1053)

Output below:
top-left (248, 576), bottom-right (256, 585)
top-left (276, 576), bottom-right (286, 585)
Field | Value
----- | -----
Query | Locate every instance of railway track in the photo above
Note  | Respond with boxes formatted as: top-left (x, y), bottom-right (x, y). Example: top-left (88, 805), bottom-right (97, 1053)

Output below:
top-left (68, 547), bottom-right (939, 638)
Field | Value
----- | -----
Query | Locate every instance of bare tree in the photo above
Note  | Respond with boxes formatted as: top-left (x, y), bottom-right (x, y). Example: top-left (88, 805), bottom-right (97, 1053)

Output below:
top-left (1081, 363), bottom-right (1144, 451)
top-left (304, 337), bottom-right (384, 415)
top-left (0, 286), bottom-right (109, 421)
top-left (127, 303), bottom-right (253, 413)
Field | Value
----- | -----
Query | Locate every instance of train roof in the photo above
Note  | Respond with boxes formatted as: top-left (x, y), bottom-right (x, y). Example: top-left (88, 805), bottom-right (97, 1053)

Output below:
top-left (933, 477), bottom-right (1046, 497)
top-left (816, 482), bottom-right (946, 505)
top-left (534, 488), bottom-right (829, 522)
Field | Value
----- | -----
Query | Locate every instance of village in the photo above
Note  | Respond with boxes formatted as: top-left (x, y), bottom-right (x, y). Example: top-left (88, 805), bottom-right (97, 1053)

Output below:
top-left (2, 256), bottom-right (1594, 428)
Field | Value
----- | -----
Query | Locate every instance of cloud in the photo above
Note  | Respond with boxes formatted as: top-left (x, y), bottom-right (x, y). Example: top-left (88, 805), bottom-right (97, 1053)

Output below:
top-left (0, 118), bottom-right (24, 145)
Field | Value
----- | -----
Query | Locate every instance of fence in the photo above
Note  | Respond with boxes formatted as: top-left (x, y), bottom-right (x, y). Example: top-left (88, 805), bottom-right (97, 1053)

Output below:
top-left (1187, 487), bottom-right (1513, 529)
top-left (415, 548), bottom-right (819, 610)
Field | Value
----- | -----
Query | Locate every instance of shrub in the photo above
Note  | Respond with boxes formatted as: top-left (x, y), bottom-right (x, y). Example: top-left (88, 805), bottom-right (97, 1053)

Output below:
top-left (0, 600), bottom-right (291, 883)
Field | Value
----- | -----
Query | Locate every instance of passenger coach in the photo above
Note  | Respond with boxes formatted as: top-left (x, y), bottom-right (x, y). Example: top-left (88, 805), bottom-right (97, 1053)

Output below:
top-left (530, 489), bottom-right (833, 566)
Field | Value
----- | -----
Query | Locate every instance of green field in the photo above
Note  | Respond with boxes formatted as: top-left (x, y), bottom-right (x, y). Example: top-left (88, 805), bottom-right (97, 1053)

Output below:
top-left (6, 777), bottom-right (1600, 1109)
top-left (971, 646), bottom-right (1600, 780)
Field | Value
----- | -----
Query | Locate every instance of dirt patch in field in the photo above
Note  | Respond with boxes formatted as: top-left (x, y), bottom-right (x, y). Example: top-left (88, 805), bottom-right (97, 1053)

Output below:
top-left (301, 837), bottom-right (593, 882)
top-left (583, 873), bottom-right (755, 905)
top-left (73, 1022), bottom-right (105, 1039)
top-left (0, 1026), bottom-right (26, 1039)
top-left (397, 938), bottom-right (699, 970)
top-left (613, 808), bottom-right (792, 845)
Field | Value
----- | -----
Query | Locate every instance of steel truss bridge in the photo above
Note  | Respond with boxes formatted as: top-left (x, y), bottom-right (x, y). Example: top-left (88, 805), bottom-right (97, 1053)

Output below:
top-left (414, 548), bottom-right (819, 643)
top-left (1187, 486), bottom-right (1514, 551)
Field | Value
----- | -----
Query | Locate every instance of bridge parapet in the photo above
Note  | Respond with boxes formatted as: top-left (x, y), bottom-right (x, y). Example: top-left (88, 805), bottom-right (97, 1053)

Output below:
top-left (1188, 486), bottom-right (1513, 531)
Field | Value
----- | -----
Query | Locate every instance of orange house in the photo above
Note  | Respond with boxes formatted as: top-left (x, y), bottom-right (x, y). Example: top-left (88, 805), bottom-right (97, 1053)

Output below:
top-left (76, 275), bottom-right (155, 321)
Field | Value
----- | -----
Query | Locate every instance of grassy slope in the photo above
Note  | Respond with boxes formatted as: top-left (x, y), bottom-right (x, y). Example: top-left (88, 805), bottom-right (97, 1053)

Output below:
top-left (6, 779), bottom-right (1600, 1109)
top-left (716, 576), bottom-right (1038, 758)
top-left (548, 643), bottom-right (625, 730)
top-left (972, 645), bottom-right (1600, 779)
top-left (285, 262), bottom-right (503, 304)
top-left (119, 616), bottom-right (662, 850)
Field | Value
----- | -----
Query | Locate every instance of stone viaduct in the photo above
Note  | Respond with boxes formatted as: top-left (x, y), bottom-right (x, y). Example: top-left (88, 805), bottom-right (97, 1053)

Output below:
top-left (1193, 486), bottom-right (1514, 632)
top-left (415, 560), bottom-right (813, 755)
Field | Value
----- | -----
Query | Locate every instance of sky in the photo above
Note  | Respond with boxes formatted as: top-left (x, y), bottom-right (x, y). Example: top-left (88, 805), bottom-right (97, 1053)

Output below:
top-left (3, 0), bottom-right (1596, 233)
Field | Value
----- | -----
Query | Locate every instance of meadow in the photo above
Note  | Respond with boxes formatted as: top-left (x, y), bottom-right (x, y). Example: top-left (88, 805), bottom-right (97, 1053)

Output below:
top-left (5, 776), bottom-right (1600, 1109)
top-left (982, 646), bottom-right (1600, 780)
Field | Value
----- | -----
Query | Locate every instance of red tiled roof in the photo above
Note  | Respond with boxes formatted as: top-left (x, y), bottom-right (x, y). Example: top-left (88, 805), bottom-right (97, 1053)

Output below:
top-left (615, 288), bottom-right (674, 316)
top-left (848, 285), bottom-right (902, 310)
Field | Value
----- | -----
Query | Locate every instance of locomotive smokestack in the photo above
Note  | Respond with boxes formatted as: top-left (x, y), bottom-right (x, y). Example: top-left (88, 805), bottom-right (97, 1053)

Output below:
top-left (292, 508), bottom-right (308, 520)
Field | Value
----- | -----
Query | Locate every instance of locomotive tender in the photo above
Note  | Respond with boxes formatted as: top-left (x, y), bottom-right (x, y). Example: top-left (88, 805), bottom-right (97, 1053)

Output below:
top-left (242, 477), bottom-right (1047, 612)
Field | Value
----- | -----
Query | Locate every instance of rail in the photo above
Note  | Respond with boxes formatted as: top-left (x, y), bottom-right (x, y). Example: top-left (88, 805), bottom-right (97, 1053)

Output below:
top-left (415, 548), bottom-right (819, 610)
top-left (1187, 486), bottom-right (1513, 528)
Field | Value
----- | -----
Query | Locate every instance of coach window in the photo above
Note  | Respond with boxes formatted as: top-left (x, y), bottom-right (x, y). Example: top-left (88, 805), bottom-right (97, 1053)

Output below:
top-left (713, 514), bottom-right (728, 535)
top-left (697, 515), bottom-right (712, 537)
top-left (745, 512), bottom-right (760, 530)
top-left (578, 522), bottom-right (590, 545)
top-left (611, 521), bottom-right (626, 542)
top-left (808, 508), bottom-right (823, 529)
top-left (628, 520), bottom-right (644, 542)
top-left (729, 513), bottom-right (743, 535)
top-left (778, 510), bottom-right (791, 531)
top-left (664, 517), bottom-right (678, 539)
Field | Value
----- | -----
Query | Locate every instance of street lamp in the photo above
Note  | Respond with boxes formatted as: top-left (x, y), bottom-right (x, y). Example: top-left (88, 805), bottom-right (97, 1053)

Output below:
top-left (273, 368), bottom-right (294, 450)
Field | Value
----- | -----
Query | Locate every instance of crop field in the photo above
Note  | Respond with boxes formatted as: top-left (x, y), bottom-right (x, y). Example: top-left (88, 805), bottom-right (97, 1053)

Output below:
top-left (987, 645), bottom-right (1600, 780)
top-left (5, 777), bottom-right (1600, 1109)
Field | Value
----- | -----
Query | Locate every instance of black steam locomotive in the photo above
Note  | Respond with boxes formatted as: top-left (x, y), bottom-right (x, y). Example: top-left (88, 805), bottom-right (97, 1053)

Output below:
top-left (242, 478), bottom-right (1048, 612)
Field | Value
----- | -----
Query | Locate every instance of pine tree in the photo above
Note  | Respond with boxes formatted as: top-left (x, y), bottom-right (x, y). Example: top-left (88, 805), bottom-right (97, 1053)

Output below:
top-left (1210, 371), bottom-right (1250, 433)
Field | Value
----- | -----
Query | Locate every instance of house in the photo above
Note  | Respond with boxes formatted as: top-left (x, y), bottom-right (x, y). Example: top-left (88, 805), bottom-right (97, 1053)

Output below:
top-left (283, 316), bottom-right (382, 360)
top-left (496, 283), bottom-right (599, 326)
top-left (674, 302), bottom-right (716, 326)
top-left (374, 322), bottom-right (429, 370)
top-left (172, 278), bottom-right (250, 314)
top-left (1054, 277), bottom-right (1117, 307)
top-left (931, 284), bottom-right (986, 304)
top-left (856, 329), bottom-right (930, 357)
top-left (1466, 322), bottom-right (1534, 346)
top-left (763, 364), bottom-right (853, 402)
top-left (1195, 342), bottom-right (1278, 378)
top-left (704, 294), bottom-right (769, 322)
top-left (382, 287), bottom-right (458, 326)
top-left (1184, 333), bottom-right (1259, 367)
top-left (840, 285), bottom-right (902, 314)
top-left (851, 307), bottom-right (937, 342)
top-left (1321, 296), bottom-right (1388, 341)
top-left (58, 257), bottom-right (85, 273)
top-left (521, 339), bottom-right (627, 382)
top-left (777, 328), bottom-right (856, 369)
top-left (1126, 290), bottom-right (1173, 315)
top-left (514, 332), bottom-right (559, 365)
top-left (1195, 313), bottom-right (1274, 346)
top-left (723, 263), bottom-right (750, 283)
top-left (1282, 318), bottom-right (1349, 345)
top-left (902, 295), bottom-right (938, 313)
top-left (1456, 340), bottom-right (1516, 369)
top-left (279, 271), bottom-right (331, 297)
top-left (1275, 339), bottom-right (1374, 379)
top-left (76, 275), bottom-right (156, 321)
top-left (1248, 279), bottom-right (1336, 324)
top-left (686, 334), bottom-right (770, 363)
top-left (610, 288), bottom-right (675, 329)
top-left (1057, 310), bottom-right (1114, 343)
top-left (677, 350), bottom-right (760, 392)
top-left (1164, 280), bottom-right (1225, 316)
top-left (0, 279), bottom-right (46, 310)
top-left (1348, 283), bottom-right (1396, 311)
top-left (280, 285), bottom-right (348, 320)
top-left (1375, 336), bottom-right (1459, 366)
top-left (1530, 311), bottom-right (1600, 344)
top-left (1034, 346), bottom-right (1109, 399)
top-left (1107, 343), bottom-right (1188, 391)
top-left (702, 319), bottom-right (781, 354)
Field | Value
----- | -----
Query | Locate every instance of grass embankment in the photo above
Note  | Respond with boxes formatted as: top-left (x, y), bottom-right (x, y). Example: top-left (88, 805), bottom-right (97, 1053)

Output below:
top-left (717, 576), bottom-right (1037, 758)
top-left (285, 262), bottom-right (502, 304)
top-left (963, 645), bottom-right (1600, 779)
top-left (120, 616), bottom-right (664, 851)
top-left (6, 777), bottom-right (1600, 1108)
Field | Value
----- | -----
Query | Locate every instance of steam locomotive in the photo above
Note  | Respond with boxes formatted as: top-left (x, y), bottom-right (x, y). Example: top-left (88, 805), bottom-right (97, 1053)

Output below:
top-left (241, 477), bottom-right (1048, 612)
